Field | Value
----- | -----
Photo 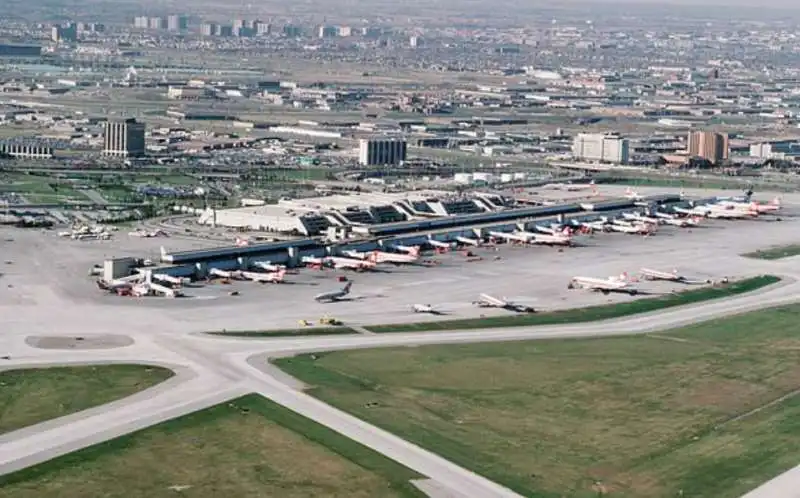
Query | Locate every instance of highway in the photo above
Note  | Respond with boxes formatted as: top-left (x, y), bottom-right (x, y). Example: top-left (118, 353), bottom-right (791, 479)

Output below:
top-left (0, 267), bottom-right (799, 497)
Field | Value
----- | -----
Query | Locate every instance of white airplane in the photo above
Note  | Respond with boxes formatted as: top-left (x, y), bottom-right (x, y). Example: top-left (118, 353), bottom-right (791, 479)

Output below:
top-left (314, 281), bottom-right (353, 302)
top-left (301, 256), bottom-right (329, 269)
top-left (568, 273), bottom-right (638, 295)
top-left (673, 205), bottom-right (713, 217)
top-left (455, 236), bottom-right (481, 247)
top-left (639, 267), bottom-right (711, 284)
top-left (371, 250), bottom-right (419, 264)
top-left (621, 212), bottom-right (660, 225)
top-left (581, 220), bottom-right (609, 232)
top-left (706, 206), bottom-right (757, 219)
top-left (342, 249), bottom-right (370, 260)
top-left (661, 215), bottom-right (701, 227)
top-left (531, 231), bottom-right (573, 246)
top-left (609, 221), bottom-right (655, 235)
top-left (718, 198), bottom-right (781, 214)
top-left (411, 304), bottom-right (444, 314)
top-left (472, 293), bottom-right (535, 313)
top-left (394, 244), bottom-right (422, 256)
top-left (488, 231), bottom-right (532, 244)
top-left (252, 261), bottom-right (285, 272)
top-left (149, 281), bottom-right (182, 298)
top-left (209, 268), bottom-right (244, 280)
top-left (624, 187), bottom-right (645, 201)
top-left (152, 273), bottom-right (189, 286)
top-left (234, 237), bottom-right (251, 247)
top-left (96, 279), bottom-right (133, 293)
top-left (328, 255), bottom-right (377, 271)
top-left (72, 232), bottom-right (111, 241)
top-left (129, 229), bottom-right (167, 238)
top-left (241, 269), bottom-right (287, 283)
top-left (427, 240), bottom-right (452, 252)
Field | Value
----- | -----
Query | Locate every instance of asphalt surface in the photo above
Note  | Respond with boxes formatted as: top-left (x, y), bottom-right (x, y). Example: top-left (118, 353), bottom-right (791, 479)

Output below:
top-left (1, 187), bottom-right (799, 498)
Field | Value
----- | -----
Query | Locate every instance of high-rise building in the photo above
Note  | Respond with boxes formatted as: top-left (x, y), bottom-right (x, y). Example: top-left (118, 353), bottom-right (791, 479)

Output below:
top-left (358, 138), bottom-right (407, 166)
top-left (200, 23), bottom-right (217, 36)
top-left (148, 17), bottom-right (165, 30)
top-left (317, 25), bottom-right (337, 38)
top-left (51, 23), bottom-right (78, 42)
top-left (167, 15), bottom-right (188, 31)
top-left (687, 131), bottom-right (728, 165)
top-left (572, 133), bottom-right (630, 164)
top-left (283, 24), bottom-right (302, 37)
top-left (133, 16), bottom-right (149, 29)
top-left (103, 118), bottom-right (146, 157)
top-left (254, 21), bottom-right (271, 36)
top-left (218, 25), bottom-right (234, 37)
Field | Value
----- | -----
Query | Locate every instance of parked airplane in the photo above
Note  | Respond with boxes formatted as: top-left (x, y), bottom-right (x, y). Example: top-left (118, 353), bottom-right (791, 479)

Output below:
top-left (673, 205), bottom-right (713, 217)
top-left (621, 212), bottom-right (660, 225)
top-left (394, 245), bottom-right (422, 256)
top-left (411, 304), bottom-right (444, 314)
top-left (531, 231), bottom-right (573, 246)
top-left (252, 261), bottom-right (285, 272)
top-left (568, 274), bottom-right (638, 295)
top-left (609, 221), bottom-right (655, 235)
top-left (328, 255), bottom-right (377, 271)
top-left (209, 268), bottom-right (244, 280)
top-left (455, 236), bottom-right (482, 247)
top-left (96, 279), bottom-right (132, 293)
top-left (654, 212), bottom-right (701, 227)
top-left (639, 267), bottom-right (711, 284)
top-left (624, 187), bottom-right (645, 201)
top-left (301, 256), bottom-right (329, 269)
top-left (706, 206), bottom-right (757, 219)
top-left (314, 281), bottom-right (353, 302)
top-left (719, 197), bottom-right (781, 214)
top-left (241, 269), bottom-right (287, 283)
top-left (472, 293), bottom-right (535, 313)
top-left (427, 240), bottom-right (452, 252)
top-left (152, 273), bottom-right (189, 286)
top-left (371, 250), bottom-right (419, 264)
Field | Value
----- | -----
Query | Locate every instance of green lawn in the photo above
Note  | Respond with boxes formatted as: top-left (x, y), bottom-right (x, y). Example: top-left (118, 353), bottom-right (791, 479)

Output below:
top-left (0, 365), bottom-right (173, 435)
top-left (208, 326), bottom-right (357, 338)
top-left (0, 394), bottom-right (424, 498)
top-left (277, 304), bottom-right (800, 498)
top-left (743, 244), bottom-right (800, 261)
top-left (366, 275), bottom-right (780, 333)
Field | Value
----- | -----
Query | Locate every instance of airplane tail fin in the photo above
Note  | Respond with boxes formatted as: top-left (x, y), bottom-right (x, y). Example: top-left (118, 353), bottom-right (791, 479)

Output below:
top-left (343, 281), bottom-right (353, 293)
top-left (160, 246), bottom-right (167, 260)
top-left (772, 196), bottom-right (781, 206)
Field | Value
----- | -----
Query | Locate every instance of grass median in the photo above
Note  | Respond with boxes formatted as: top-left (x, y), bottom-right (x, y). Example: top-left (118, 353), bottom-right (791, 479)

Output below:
top-left (207, 326), bottom-right (357, 338)
top-left (0, 394), bottom-right (424, 498)
top-left (366, 275), bottom-right (781, 333)
top-left (743, 244), bottom-right (800, 260)
top-left (276, 303), bottom-right (800, 498)
top-left (0, 365), bottom-right (173, 435)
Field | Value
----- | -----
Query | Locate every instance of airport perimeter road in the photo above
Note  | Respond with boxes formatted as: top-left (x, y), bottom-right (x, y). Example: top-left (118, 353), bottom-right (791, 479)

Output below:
top-left (1, 272), bottom-right (800, 498)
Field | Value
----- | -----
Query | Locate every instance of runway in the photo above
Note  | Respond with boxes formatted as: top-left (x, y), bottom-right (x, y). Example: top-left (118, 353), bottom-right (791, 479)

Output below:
top-left (1, 198), bottom-right (800, 497)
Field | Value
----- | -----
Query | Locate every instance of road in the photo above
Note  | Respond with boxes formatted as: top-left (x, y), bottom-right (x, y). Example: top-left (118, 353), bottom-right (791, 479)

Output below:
top-left (0, 266), bottom-right (799, 497)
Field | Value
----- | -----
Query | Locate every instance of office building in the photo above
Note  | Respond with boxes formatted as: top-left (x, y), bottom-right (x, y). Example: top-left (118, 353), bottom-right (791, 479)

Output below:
top-left (167, 15), bottom-right (188, 31)
top-left (103, 118), bottom-right (146, 157)
top-left (51, 23), bottom-right (78, 42)
top-left (218, 25), bottom-right (234, 37)
top-left (687, 131), bottom-right (728, 165)
top-left (148, 17), bottom-right (165, 30)
top-left (200, 23), bottom-right (217, 36)
top-left (318, 25), bottom-right (338, 38)
top-left (358, 138), bottom-right (407, 166)
top-left (572, 133), bottom-right (630, 164)
top-left (133, 16), bottom-right (149, 29)
top-left (254, 21), bottom-right (271, 35)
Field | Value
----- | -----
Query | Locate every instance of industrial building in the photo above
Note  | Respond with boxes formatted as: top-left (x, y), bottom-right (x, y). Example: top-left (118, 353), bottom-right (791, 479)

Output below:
top-left (358, 138), bottom-right (408, 166)
top-left (572, 133), bottom-right (630, 164)
top-left (0, 138), bottom-right (60, 158)
top-left (688, 131), bottom-right (728, 165)
top-left (103, 118), bottom-right (146, 157)
top-left (0, 43), bottom-right (42, 57)
top-left (147, 193), bottom-right (684, 280)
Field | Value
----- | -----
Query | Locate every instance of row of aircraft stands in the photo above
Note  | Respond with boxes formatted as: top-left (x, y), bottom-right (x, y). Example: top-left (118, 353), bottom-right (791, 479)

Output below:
top-left (141, 194), bottom-right (682, 279)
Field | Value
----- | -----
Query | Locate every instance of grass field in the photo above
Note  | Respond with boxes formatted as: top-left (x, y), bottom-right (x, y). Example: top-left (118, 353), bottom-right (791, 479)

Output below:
top-left (743, 244), bottom-right (800, 261)
top-left (0, 394), bottom-right (424, 498)
top-left (277, 303), bottom-right (800, 497)
top-left (366, 275), bottom-right (780, 333)
top-left (208, 326), bottom-right (357, 337)
top-left (0, 365), bottom-right (173, 435)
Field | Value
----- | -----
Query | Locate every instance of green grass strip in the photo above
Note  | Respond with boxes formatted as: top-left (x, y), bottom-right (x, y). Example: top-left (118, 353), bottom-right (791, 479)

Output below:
top-left (207, 326), bottom-right (357, 337)
top-left (0, 394), bottom-right (425, 497)
top-left (743, 245), bottom-right (800, 261)
top-left (366, 275), bottom-right (781, 333)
